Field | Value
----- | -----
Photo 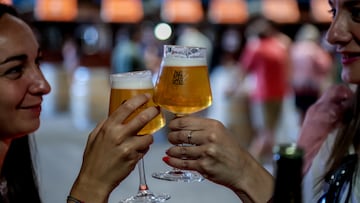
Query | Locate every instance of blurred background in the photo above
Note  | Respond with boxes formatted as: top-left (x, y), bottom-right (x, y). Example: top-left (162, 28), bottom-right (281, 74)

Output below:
top-left (1, 0), bottom-right (341, 203)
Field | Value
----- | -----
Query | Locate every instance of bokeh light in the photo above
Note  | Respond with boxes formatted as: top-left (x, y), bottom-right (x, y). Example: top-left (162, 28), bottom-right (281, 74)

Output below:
top-left (154, 22), bottom-right (172, 41)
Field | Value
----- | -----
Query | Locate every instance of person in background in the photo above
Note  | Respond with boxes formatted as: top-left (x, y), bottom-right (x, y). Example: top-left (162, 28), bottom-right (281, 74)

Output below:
top-left (237, 15), bottom-right (291, 163)
top-left (0, 4), bottom-right (160, 203)
top-left (176, 24), bottom-right (213, 68)
top-left (290, 23), bottom-right (333, 124)
top-left (162, 0), bottom-right (360, 202)
top-left (111, 25), bottom-right (146, 74)
top-left (207, 28), bottom-right (254, 147)
top-left (207, 51), bottom-right (253, 146)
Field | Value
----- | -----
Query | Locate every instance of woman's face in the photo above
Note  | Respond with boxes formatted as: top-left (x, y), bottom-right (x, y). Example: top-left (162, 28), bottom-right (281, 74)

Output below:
top-left (0, 14), bottom-right (50, 139)
top-left (327, 0), bottom-right (360, 83)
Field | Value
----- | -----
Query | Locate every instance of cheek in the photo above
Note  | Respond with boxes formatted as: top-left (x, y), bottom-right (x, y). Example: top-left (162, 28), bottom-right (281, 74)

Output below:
top-left (0, 85), bottom-right (29, 134)
top-left (0, 85), bottom-right (24, 106)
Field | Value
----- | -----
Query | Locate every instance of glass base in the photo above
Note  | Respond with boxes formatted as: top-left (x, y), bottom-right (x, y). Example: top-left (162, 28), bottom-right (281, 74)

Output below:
top-left (120, 190), bottom-right (170, 203)
top-left (152, 169), bottom-right (204, 182)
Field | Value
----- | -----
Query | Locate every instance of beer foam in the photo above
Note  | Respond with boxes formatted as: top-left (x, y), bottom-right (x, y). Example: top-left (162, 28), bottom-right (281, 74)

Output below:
top-left (162, 57), bottom-right (207, 67)
top-left (111, 71), bottom-right (153, 89)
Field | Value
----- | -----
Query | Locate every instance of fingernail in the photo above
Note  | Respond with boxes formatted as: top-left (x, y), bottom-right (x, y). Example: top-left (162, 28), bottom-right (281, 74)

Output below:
top-left (162, 156), bottom-right (170, 163)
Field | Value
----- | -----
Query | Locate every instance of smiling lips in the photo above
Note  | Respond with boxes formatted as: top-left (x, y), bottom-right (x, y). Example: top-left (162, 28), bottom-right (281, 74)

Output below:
top-left (341, 53), bottom-right (360, 65)
top-left (21, 104), bottom-right (42, 116)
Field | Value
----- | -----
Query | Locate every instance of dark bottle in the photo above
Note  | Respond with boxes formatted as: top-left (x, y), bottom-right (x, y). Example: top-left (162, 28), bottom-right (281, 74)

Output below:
top-left (272, 143), bottom-right (304, 203)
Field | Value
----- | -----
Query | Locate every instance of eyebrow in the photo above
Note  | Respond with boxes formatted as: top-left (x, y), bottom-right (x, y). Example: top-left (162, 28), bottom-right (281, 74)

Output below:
top-left (0, 48), bottom-right (41, 65)
top-left (0, 54), bottom-right (27, 65)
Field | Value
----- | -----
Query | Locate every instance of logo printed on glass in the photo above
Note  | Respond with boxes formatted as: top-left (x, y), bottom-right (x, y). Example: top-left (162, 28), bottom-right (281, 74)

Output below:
top-left (172, 70), bottom-right (187, 85)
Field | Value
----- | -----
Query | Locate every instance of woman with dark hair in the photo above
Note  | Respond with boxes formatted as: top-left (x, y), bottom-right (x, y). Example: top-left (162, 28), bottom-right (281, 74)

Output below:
top-left (0, 3), bottom-right (160, 203)
top-left (0, 5), bottom-right (42, 202)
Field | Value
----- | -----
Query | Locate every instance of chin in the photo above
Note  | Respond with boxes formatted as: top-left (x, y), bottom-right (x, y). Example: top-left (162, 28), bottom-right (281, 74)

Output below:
top-left (342, 63), bottom-right (360, 83)
top-left (20, 120), bottom-right (40, 136)
top-left (341, 71), bottom-right (360, 84)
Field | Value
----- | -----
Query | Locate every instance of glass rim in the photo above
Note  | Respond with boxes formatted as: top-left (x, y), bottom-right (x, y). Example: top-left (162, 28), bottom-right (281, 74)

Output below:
top-left (110, 70), bottom-right (152, 79)
top-left (163, 44), bottom-right (207, 50)
top-left (163, 45), bottom-right (207, 60)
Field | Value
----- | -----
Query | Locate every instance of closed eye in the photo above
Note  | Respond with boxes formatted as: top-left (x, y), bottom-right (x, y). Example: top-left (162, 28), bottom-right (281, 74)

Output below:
top-left (3, 65), bottom-right (25, 80)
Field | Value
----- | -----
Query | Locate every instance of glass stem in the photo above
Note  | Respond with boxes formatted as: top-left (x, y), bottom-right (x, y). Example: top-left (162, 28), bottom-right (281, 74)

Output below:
top-left (173, 113), bottom-right (187, 174)
top-left (138, 158), bottom-right (150, 192)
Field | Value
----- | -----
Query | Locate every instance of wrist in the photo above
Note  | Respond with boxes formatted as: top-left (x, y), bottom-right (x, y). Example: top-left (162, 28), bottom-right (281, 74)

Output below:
top-left (236, 155), bottom-right (274, 203)
top-left (67, 195), bottom-right (85, 203)
top-left (70, 176), bottom-right (111, 203)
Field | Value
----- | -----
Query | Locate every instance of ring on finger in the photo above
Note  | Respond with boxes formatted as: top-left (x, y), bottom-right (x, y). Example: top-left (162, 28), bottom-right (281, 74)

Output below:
top-left (187, 130), bottom-right (192, 144)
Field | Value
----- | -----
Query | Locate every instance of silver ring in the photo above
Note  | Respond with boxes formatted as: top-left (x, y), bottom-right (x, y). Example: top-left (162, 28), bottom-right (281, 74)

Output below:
top-left (187, 131), bottom-right (192, 144)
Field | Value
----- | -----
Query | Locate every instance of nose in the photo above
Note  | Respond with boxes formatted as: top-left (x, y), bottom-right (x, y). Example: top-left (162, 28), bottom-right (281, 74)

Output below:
top-left (326, 14), bottom-right (352, 46)
top-left (28, 65), bottom-right (51, 95)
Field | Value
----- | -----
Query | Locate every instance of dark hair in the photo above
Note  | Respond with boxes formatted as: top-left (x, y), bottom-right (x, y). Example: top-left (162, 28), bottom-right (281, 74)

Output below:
top-left (0, 3), bottom-right (18, 18)
top-left (3, 137), bottom-right (42, 203)
top-left (312, 87), bottom-right (360, 199)
top-left (0, 3), bottom-right (42, 203)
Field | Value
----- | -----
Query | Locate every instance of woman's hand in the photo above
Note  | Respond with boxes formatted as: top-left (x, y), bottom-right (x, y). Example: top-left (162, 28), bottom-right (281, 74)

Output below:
top-left (164, 116), bottom-right (274, 203)
top-left (69, 94), bottom-right (159, 203)
top-left (298, 84), bottom-right (354, 174)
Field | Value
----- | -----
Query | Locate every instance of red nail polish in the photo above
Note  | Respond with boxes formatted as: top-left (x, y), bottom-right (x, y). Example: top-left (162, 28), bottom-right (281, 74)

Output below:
top-left (162, 156), bottom-right (170, 163)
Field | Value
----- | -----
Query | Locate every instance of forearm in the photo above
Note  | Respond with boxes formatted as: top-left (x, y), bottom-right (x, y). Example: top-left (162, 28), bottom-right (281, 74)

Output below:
top-left (232, 155), bottom-right (274, 203)
top-left (297, 141), bottom-right (319, 175)
top-left (68, 175), bottom-right (112, 203)
top-left (297, 126), bottom-right (327, 175)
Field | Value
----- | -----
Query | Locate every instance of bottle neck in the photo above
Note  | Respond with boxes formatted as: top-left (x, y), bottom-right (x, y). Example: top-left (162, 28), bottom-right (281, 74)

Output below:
top-left (273, 144), bottom-right (304, 203)
top-left (273, 157), bottom-right (303, 203)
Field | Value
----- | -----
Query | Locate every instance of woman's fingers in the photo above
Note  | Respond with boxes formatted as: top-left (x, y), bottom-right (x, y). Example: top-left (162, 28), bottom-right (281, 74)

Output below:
top-left (124, 105), bottom-right (159, 136)
top-left (167, 130), bottom-right (201, 145)
top-left (318, 84), bottom-right (352, 103)
top-left (166, 145), bottom-right (203, 160)
top-left (168, 116), bottom-right (207, 131)
top-left (99, 94), bottom-right (159, 144)
top-left (167, 117), bottom-right (226, 145)
top-left (163, 156), bottom-right (195, 170)
top-left (108, 94), bottom-right (151, 125)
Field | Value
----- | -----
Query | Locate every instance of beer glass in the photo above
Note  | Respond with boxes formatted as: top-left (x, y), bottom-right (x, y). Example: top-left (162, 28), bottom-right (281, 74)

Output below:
top-left (152, 45), bottom-right (212, 182)
top-left (109, 70), bottom-right (170, 203)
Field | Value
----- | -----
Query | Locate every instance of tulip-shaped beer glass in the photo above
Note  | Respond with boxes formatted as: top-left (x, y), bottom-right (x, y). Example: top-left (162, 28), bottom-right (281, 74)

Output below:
top-left (108, 70), bottom-right (170, 203)
top-left (152, 45), bottom-right (213, 182)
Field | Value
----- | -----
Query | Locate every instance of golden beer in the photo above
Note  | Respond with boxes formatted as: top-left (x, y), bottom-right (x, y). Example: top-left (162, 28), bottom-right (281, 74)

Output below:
top-left (154, 45), bottom-right (212, 115)
top-left (109, 71), bottom-right (165, 135)
top-left (154, 65), bottom-right (212, 114)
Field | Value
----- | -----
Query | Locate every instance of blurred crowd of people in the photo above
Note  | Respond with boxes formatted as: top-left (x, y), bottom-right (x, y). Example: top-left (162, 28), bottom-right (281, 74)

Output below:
top-left (205, 15), bottom-right (336, 164)
top-left (41, 13), bottom-right (339, 166)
